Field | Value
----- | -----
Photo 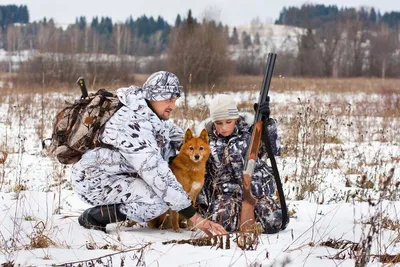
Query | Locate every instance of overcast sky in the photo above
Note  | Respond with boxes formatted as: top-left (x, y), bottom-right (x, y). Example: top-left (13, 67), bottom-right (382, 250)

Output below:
top-left (1, 0), bottom-right (398, 26)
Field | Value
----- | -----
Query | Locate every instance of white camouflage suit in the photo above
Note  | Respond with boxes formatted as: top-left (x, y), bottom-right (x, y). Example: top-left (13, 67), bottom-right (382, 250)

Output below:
top-left (70, 73), bottom-right (192, 223)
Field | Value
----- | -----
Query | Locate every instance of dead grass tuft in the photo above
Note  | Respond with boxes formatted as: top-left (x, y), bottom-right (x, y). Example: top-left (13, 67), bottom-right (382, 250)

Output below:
top-left (162, 231), bottom-right (261, 251)
top-left (376, 253), bottom-right (400, 264)
top-left (1, 261), bottom-right (15, 267)
top-left (29, 221), bottom-right (56, 249)
top-left (12, 184), bottom-right (27, 193)
top-left (0, 151), bottom-right (8, 164)
top-left (325, 136), bottom-right (343, 144)
top-left (30, 234), bottom-right (54, 249)
top-left (357, 175), bottom-right (375, 189)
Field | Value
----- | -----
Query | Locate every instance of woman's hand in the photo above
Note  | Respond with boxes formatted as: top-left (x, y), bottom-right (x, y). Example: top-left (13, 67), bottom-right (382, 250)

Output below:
top-left (189, 213), bottom-right (227, 237)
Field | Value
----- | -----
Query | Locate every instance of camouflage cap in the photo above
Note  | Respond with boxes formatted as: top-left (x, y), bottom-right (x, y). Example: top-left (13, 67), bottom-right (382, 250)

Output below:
top-left (143, 71), bottom-right (182, 101)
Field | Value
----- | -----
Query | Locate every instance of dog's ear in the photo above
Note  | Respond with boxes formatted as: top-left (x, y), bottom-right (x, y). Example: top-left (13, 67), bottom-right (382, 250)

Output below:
top-left (199, 128), bottom-right (208, 143)
top-left (184, 128), bottom-right (193, 142)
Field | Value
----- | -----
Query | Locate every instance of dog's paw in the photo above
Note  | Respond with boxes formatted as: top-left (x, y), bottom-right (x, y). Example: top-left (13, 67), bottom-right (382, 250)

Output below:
top-left (173, 228), bottom-right (183, 233)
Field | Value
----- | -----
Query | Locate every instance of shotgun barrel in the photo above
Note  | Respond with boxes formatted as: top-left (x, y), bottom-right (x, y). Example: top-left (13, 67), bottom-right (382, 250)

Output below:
top-left (242, 53), bottom-right (289, 230)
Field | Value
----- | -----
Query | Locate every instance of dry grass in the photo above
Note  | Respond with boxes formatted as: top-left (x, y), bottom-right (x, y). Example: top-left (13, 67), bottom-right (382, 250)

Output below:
top-left (188, 75), bottom-right (400, 96)
top-left (0, 151), bottom-right (7, 164)
top-left (3, 72), bottom-right (400, 95)
top-left (0, 76), bottom-right (397, 192)
top-left (218, 75), bottom-right (400, 94)
top-left (0, 75), bottom-right (398, 266)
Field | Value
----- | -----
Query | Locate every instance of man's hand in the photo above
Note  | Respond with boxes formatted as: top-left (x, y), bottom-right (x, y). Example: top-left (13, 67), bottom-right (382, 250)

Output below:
top-left (189, 213), bottom-right (227, 237)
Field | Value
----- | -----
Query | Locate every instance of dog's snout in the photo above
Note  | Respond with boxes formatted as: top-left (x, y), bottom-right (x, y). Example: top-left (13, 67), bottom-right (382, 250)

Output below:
top-left (194, 154), bottom-right (200, 160)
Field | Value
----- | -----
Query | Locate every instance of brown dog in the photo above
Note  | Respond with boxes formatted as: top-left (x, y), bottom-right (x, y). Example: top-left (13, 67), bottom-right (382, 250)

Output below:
top-left (148, 128), bottom-right (210, 232)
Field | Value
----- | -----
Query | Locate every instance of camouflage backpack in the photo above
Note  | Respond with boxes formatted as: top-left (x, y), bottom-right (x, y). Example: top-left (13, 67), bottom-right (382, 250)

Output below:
top-left (49, 89), bottom-right (122, 164)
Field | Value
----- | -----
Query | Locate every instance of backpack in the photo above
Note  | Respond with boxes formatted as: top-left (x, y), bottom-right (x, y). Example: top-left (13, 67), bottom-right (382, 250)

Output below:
top-left (49, 89), bottom-right (122, 164)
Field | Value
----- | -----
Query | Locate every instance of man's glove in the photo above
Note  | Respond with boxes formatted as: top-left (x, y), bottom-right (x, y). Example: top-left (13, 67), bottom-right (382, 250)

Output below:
top-left (253, 96), bottom-right (270, 119)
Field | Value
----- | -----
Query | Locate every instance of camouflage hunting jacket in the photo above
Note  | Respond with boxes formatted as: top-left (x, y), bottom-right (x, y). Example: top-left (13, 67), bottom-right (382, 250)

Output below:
top-left (72, 85), bottom-right (191, 212)
top-left (197, 116), bottom-right (281, 220)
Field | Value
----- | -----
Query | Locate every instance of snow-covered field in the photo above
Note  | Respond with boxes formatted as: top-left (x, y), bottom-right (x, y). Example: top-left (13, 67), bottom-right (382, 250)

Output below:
top-left (0, 83), bottom-right (399, 266)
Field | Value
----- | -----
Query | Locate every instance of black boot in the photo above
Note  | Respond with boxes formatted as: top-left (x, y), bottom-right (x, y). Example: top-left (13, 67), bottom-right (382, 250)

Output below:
top-left (78, 204), bottom-right (127, 232)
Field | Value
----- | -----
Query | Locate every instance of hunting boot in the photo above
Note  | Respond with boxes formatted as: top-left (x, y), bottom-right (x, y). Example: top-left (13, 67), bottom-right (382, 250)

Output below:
top-left (78, 204), bottom-right (127, 232)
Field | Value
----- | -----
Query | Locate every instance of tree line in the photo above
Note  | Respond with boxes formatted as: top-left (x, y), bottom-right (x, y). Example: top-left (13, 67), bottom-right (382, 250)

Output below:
top-left (0, 5), bottom-right (29, 30)
top-left (3, 13), bottom-right (171, 56)
top-left (271, 4), bottom-right (400, 78)
top-left (0, 4), bottom-right (399, 86)
top-left (275, 4), bottom-right (400, 29)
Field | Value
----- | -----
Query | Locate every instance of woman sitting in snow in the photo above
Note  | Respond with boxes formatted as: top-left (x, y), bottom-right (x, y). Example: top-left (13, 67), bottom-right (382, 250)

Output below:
top-left (196, 94), bottom-right (287, 234)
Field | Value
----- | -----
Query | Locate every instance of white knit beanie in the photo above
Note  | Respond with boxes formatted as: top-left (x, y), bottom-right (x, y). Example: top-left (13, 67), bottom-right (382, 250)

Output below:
top-left (209, 94), bottom-right (239, 122)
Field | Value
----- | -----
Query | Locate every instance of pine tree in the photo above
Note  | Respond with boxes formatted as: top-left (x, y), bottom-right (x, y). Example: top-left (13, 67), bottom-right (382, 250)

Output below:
top-left (241, 31), bottom-right (252, 49)
top-left (217, 22), bottom-right (223, 32)
top-left (76, 16), bottom-right (86, 30)
top-left (0, 4), bottom-right (30, 29)
top-left (91, 16), bottom-right (99, 30)
top-left (230, 27), bottom-right (239, 45)
top-left (370, 8), bottom-right (377, 24)
top-left (186, 9), bottom-right (196, 29)
top-left (254, 32), bottom-right (261, 45)
top-left (175, 14), bottom-right (182, 28)
top-left (223, 25), bottom-right (230, 41)
top-left (19, 5), bottom-right (29, 23)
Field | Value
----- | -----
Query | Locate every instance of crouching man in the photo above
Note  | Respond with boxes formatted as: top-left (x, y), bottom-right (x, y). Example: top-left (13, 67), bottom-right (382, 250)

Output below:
top-left (71, 71), bottom-right (226, 237)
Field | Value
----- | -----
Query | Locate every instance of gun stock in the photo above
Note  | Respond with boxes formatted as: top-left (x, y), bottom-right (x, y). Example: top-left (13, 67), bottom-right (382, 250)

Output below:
top-left (76, 76), bottom-right (88, 98)
top-left (242, 53), bottom-right (276, 186)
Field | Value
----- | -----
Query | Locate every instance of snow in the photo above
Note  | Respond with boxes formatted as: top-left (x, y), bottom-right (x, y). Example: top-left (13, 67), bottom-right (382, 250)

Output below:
top-left (0, 86), bottom-right (399, 266)
top-left (234, 24), bottom-right (304, 55)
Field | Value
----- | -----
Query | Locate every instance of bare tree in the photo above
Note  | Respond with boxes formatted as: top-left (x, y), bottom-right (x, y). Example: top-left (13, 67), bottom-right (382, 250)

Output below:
top-left (83, 24), bottom-right (89, 53)
top-left (296, 28), bottom-right (323, 76)
top-left (368, 24), bottom-right (397, 78)
top-left (113, 23), bottom-right (122, 56)
top-left (168, 19), bottom-right (230, 89)
top-left (68, 25), bottom-right (81, 53)
top-left (235, 48), bottom-right (263, 75)
top-left (5, 25), bottom-right (23, 52)
top-left (122, 25), bottom-right (132, 55)
top-left (343, 18), bottom-right (368, 77)
top-left (37, 21), bottom-right (55, 52)
top-left (315, 21), bottom-right (344, 76)
top-left (91, 29), bottom-right (100, 53)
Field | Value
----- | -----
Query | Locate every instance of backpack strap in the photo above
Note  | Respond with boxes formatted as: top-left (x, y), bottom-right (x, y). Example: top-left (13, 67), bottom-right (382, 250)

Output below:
top-left (97, 100), bottom-right (125, 149)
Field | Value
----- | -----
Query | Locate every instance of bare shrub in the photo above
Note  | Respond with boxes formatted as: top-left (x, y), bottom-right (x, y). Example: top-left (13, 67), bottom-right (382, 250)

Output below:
top-left (168, 20), bottom-right (231, 90)
top-left (14, 53), bottom-right (135, 87)
top-left (283, 98), bottom-right (330, 200)
top-left (0, 151), bottom-right (7, 164)
top-left (273, 52), bottom-right (298, 77)
top-left (27, 221), bottom-right (56, 249)
top-left (84, 59), bottom-right (134, 87)
top-left (235, 50), bottom-right (264, 75)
